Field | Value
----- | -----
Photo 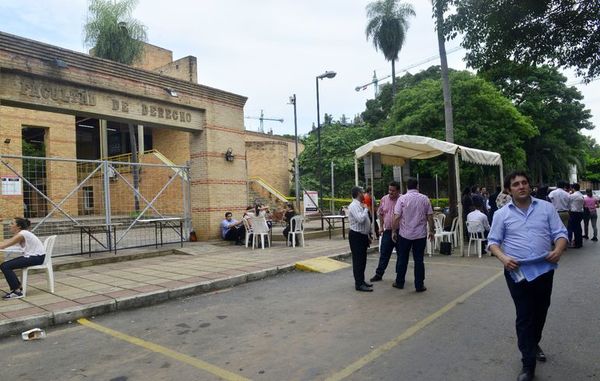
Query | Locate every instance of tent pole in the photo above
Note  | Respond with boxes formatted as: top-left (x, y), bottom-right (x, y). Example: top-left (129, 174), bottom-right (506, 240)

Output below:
top-left (499, 160), bottom-right (504, 187)
top-left (454, 153), bottom-right (464, 256)
top-left (370, 154), bottom-right (376, 237)
top-left (354, 158), bottom-right (359, 186)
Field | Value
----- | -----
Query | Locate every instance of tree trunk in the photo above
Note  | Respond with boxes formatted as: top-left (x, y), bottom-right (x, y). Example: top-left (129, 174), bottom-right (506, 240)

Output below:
top-left (391, 59), bottom-right (396, 99)
top-left (435, 1), bottom-right (457, 221)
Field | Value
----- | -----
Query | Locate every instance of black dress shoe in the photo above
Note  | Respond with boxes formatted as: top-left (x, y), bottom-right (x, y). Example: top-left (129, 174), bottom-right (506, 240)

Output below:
top-left (370, 274), bottom-right (383, 282)
top-left (516, 369), bottom-right (534, 381)
top-left (416, 287), bottom-right (427, 292)
top-left (392, 282), bottom-right (404, 289)
top-left (355, 284), bottom-right (373, 292)
top-left (536, 346), bottom-right (546, 362)
top-left (363, 282), bottom-right (373, 288)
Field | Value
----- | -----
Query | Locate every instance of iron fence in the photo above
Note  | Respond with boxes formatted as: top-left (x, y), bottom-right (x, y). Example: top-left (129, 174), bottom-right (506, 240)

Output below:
top-left (0, 154), bottom-right (191, 256)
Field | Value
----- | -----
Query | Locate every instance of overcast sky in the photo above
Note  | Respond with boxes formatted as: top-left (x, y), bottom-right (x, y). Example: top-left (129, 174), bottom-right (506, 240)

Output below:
top-left (1, 0), bottom-right (598, 142)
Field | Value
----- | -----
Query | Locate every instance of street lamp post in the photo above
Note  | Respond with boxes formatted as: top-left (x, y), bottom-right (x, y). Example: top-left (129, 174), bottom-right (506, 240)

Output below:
top-left (289, 94), bottom-right (301, 213)
top-left (316, 70), bottom-right (336, 209)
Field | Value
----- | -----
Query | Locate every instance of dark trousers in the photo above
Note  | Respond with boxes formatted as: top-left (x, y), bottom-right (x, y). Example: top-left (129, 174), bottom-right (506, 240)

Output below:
top-left (568, 211), bottom-right (583, 247)
top-left (349, 230), bottom-right (369, 287)
top-left (224, 226), bottom-right (245, 243)
top-left (395, 236), bottom-right (426, 289)
top-left (505, 270), bottom-right (554, 371)
top-left (374, 230), bottom-right (396, 277)
top-left (1, 255), bottom-right (45, 291)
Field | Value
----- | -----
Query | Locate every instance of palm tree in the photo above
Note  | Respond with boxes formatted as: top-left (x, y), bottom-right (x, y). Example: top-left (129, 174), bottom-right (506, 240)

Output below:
top-left (365, 0), bottom-right (415, 98)
top-left (83, 0), bottom-right (147, 65)
top-left (432, 0), bottom-right (458, 222)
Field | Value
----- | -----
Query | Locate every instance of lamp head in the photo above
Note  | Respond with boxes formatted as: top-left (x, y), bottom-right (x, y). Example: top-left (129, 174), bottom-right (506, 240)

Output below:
top-left (224, 148), bottom-right (235, 162)
top-left (317, 71), bottom-right (337, 79)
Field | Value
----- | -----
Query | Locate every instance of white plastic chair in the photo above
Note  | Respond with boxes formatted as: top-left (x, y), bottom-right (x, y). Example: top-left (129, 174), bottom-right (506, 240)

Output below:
top-left (466, 221), bottom-right (486, 258)
top-left (433, 218), bottom-right (454, 250)
top-left (22, 235), bottom-right (57, 296)
top-left (433, 213), bottom-right (446, 229)
top-left (449, 217), bottom-right (459, 247)
top-left (249, 216), bottom-right (270, 249)
top-left (287, 215), bottom-right (305, 247)
top-left (242, 218), bottom-right (253, 248)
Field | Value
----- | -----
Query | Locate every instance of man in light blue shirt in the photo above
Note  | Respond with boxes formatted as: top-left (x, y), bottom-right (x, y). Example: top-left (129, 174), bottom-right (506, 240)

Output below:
top-left (488, 171), bottom-right (568, 381)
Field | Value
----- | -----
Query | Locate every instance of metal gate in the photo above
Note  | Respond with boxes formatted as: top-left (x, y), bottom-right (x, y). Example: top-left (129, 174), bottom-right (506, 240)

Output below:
top-left (0, 153), bottom-right (191, 256)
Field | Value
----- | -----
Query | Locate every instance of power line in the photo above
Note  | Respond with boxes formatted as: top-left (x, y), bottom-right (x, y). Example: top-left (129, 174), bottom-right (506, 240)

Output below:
top-left (355, 46), bottom-right (464, 95)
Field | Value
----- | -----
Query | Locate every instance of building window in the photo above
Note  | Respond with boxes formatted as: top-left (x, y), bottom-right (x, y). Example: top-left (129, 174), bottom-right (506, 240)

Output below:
top-left (83, 186), bottom-right (94, 210)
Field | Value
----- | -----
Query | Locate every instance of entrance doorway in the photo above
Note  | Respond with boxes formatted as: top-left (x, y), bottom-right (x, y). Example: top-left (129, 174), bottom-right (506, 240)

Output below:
top-left (21, 127), bottom-right (47, 218)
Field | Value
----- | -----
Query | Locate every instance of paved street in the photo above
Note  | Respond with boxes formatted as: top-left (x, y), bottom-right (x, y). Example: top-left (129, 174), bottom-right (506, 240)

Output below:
top-left (1, 242), bottom-right (598, 381)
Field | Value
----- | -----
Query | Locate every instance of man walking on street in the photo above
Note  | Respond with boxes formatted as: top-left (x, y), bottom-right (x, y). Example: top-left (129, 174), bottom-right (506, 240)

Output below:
top-left (392, 178), bottom-right (434, 292)
top-left (488, 171), bottom-right (567, 381)
top-left (348, 186), bottom-right (373, 292)
top-left (370, 181), bottom-right (401, 282)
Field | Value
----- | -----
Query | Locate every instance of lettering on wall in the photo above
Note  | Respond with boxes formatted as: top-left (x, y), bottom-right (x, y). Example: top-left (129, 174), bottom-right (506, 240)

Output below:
top-left (1, 75), bottom-right (202, 130)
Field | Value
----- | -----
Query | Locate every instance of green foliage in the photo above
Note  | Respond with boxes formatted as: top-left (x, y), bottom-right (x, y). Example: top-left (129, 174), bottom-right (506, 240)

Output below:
top-left (299, 123), bottom-right (372, 198)
top-left (365, 0), bottom-right (415, 62)
top-left (446, 0), bottom-right (600, 80)
top-left (384, 69), bottom-right (536, 185)
top-left (365, 0), bottom-right (415, 94)
top-left (83, 0), bottom-right (147, 65)
top-left (482, 64), bottom-right (593, 184)
top-left (582, 136), bottom-right (600, 183)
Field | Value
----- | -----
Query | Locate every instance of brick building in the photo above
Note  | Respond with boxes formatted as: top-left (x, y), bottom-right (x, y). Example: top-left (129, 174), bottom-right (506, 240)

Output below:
top-left (0, 31), bottom-right (302, 243)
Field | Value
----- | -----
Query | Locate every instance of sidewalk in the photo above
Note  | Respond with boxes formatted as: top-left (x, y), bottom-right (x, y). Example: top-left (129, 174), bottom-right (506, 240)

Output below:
top-left (0, 234), bottom-right (359, 337)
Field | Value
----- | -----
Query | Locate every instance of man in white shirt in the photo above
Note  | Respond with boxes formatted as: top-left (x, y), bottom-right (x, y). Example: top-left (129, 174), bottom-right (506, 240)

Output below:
top-left (548, 180), bottom-right (570, 228)
top-left (348, 186), bottom-right (373, 292)
top-left (568, 183), bottom-right (585, 248)
top-left (467, 205), bottom-right (490, 254)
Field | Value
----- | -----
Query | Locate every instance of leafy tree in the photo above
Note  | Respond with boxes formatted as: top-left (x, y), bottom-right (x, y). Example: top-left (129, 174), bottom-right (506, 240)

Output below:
top-left (365, 0), bottom-right (416, 97)
top-left (83, 0), bottom-right (147, 65)
top-left (384, 70), bottom-right (537, 186)
top-left (581, 136), bottom-right (600, 183)
top-left (362, 66), bottom-right (457, 128)
top-left (299, 123), bottom-right (372, 198)
top-left (482, 64), bottom-right (593, 184)
top-left (446, 0), bottom-right (600, 80)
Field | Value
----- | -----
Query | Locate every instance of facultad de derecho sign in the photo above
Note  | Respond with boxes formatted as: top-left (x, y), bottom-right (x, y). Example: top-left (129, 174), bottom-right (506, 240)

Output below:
top-left (0, 73), bottom-right (203, 130)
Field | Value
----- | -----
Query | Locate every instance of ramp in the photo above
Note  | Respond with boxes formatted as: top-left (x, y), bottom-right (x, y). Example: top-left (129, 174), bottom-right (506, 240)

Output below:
top-left (295, 257), bottom-right (350, 273)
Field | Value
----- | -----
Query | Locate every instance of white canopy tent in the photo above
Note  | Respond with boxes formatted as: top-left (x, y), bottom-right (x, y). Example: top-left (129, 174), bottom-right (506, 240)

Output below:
top-left (354, 135), bottom-right (504, 255)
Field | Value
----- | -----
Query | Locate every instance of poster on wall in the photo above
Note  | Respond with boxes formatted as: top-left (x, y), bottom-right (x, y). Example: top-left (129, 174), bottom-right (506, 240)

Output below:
top-left (1, 176), bottom-right (22, 195)
top-left (303, 190), bottom-right (319, 216)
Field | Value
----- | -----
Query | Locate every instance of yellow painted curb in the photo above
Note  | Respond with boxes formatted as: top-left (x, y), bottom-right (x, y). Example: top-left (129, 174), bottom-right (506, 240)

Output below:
top-left (295, 257), bottom-right (351, 273)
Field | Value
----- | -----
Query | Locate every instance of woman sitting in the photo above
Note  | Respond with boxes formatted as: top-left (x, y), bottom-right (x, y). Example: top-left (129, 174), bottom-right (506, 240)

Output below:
top-left (0, 217), bottom-right (46, 299)
top-left (282, 203), bottom-right (297, 242)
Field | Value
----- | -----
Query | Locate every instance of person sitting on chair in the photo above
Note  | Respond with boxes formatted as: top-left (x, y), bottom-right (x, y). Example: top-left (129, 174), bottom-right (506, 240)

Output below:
top-left (220, 212), bottom-right (246, 245)
top-left (0, 217), bottom-right (46, 299)
top-left (282, 203), bottom-right (297, 243)
top-left (467, 205), bottom-right (490, 255)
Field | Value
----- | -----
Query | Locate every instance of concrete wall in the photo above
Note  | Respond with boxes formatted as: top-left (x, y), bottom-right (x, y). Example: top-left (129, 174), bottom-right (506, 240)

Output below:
top-left (153, 56), bottom-right (198, 84)
top-left (0, 106), bottom-right (77, 239)
top-left (245, 141), bottom-right (290, 196)
top-left (130, 43), bottom-right (173, 71)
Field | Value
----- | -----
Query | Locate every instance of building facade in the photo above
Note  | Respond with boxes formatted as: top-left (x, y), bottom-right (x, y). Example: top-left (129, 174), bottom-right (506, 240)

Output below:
top-left (0, 31), bottom-right (301, 244)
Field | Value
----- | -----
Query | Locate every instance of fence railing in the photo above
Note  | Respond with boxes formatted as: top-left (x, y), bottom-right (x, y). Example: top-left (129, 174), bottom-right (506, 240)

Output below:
top-left (1, 154), bottom-right (191, 257)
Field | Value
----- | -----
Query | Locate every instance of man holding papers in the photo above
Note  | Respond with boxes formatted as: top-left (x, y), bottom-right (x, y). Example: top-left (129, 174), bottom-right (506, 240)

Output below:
top-left (488, 171), bottom-right (568, 381)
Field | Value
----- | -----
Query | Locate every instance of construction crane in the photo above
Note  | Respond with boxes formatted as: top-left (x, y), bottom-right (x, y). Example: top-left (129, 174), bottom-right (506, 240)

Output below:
top-left (245, 109), bottom-right (284, 133)
top-left (355, 46), bottom-right (463, 97)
